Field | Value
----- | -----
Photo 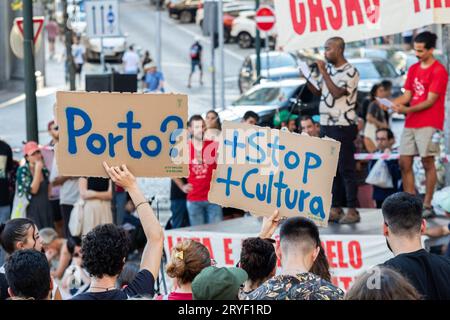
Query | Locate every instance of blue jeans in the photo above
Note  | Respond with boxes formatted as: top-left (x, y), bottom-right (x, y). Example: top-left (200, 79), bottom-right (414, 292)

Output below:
top-left (0, 205), bottom-right (10, 266)
top-left (115, 192), bottom-right (127, 226)
top-left (170, 199), bottom-right (190, 229)
top-left (186, 201), bottom-right (223, 226)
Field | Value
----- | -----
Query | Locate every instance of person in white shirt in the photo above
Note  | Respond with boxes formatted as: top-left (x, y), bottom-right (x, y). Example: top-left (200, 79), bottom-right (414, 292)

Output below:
top-left (71, 36), bottom-right (86, 88)
top-left (122, 45), bottom-right (140, 74)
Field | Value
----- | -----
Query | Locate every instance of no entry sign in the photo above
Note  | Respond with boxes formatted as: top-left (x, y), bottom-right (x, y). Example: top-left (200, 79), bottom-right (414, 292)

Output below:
top-left (255, 6), bottom-right (276, 32)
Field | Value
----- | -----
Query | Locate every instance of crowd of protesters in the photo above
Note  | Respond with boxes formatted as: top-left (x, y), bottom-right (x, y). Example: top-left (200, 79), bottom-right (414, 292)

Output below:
top-left (0, 29), bottom-right (449, 301)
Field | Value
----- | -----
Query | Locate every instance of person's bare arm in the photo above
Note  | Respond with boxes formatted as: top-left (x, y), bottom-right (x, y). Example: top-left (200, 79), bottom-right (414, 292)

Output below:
top-left (52, 242), bottom-right (72, 280)
top-left (103, 162), bottom-right (164, 280)
top-left (393, 92), bottom-right (439, 114)
top-left (317, 60), bottom-right (348, 99)
top-left (258, 210), bottom-right (282, 239)
top-left (305, 81), bottom-right (322, 97)
top-left (172, 178), bottom-right (192, 194)
top-left (52, 176), bottom-right (70, 187)
top-left (366, 113), bottom-right (387, 128)
top-left (80, 178), bottom-right (112, 200)
top-left (392, 90), bottom-right (412, 106)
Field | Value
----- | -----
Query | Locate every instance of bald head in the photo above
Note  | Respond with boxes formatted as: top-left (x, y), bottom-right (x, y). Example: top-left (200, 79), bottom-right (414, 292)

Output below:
top-left (324, 37), bottom-right (346, 65)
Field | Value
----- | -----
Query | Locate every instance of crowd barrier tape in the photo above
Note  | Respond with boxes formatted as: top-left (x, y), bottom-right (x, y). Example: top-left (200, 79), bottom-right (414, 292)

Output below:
top-left (354, 153), bottom-right (450, 163)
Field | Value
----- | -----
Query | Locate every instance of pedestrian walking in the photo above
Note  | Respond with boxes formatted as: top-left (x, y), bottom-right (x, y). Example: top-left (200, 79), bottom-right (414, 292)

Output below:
top-left (122, 45), bottom-right (140, 74)
top-left (71, 36), bottom-right (86, 89)
top-left (187, 37), bottom-right (203, 88)
top-left (46, 17), bottom-right (59, 59)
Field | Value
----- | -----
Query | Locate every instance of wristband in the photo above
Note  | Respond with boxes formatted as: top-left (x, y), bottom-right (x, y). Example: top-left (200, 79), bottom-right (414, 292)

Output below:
top-left (135, 201), bottom-right (149, 210)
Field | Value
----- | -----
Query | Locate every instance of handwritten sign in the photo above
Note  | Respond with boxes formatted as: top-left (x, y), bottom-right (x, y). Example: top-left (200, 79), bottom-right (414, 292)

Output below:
top-left (208, 122), bottom-right (340, 227)
top-left (56, 91), bottom-right (188, 178)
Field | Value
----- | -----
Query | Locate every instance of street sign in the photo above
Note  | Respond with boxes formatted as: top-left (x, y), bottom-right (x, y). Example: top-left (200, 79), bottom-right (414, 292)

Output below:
top-left (10, 17), bottom-right (44, 59)
top-left (255, 6), bottom-right (276, 32)
top-left (15, 16), bottom-right (45, 44)
top-left (85, 0), bottom-right (120, 38)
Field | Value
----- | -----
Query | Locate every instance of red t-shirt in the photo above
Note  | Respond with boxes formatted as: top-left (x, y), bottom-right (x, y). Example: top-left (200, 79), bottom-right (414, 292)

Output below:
top-left (187, 140), bottom-right (218, 202)
top-left (403, 60), bottom-right (448, 130)
top-left (155, 292), bottom-right (193, 300)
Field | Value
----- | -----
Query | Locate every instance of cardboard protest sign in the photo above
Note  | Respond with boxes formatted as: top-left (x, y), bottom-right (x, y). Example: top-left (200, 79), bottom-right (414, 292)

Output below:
top-left (56, 91), bottom-right (188, 178)
top-left (208, 122), bottom-right (340, 227)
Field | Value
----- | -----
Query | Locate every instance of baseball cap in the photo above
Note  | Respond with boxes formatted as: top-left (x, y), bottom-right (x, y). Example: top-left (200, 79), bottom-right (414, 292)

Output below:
top-left (23, 141), bottom-right (40, 156)
top-left (192, 266), bottom-right (248, 300)
top-left (273, 110), bottom-right (298, 127)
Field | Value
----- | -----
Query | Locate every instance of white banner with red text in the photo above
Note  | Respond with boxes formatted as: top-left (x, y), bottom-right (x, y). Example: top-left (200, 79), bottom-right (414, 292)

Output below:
top-left (274, 0), bottom-right (450, 51)
top-left (165, 231), bottom-right (394, 291)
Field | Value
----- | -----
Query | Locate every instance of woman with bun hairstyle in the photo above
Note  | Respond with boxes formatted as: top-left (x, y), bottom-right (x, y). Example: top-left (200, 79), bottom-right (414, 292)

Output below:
top-left (155, 240), bottom-right (211, 300)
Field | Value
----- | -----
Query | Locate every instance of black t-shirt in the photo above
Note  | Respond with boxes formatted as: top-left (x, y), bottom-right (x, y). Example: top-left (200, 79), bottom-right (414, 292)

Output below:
top-left (0, 271), bottom-right (9, 300)
top-left (384, 249), bottom-right (450, 300)
top-left (170, 178), bottom-right (187, 200)
top-left (87, 177), bottom-right (110, 192)
top-left (71, 269), bottom-right (155, 300)
top-left (0, 140), bottom-right (13, 206)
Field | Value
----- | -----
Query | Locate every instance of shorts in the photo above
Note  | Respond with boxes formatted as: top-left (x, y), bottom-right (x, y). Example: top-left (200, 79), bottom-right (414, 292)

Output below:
top-left (191, 59), bottom-right (202, 73)
top-left (399, 127), bottom-right (440, 157)
top-left (75, 64), bottom-right (83, 74)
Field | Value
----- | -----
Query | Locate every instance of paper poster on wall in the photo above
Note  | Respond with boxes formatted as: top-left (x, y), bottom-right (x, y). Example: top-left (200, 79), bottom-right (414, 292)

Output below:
top-left (208, 121), bottom-right (340, 227)
top-left (56, 91), bottom-right (189, 178)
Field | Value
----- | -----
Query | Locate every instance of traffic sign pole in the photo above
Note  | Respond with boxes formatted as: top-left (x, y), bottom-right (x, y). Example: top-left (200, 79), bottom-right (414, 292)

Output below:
top-left (255, 5), bottom-right (276, 83)
top-left (23, 0), bottom-right (38, 142)
top-left (255, 0), bottom-right (261, 79)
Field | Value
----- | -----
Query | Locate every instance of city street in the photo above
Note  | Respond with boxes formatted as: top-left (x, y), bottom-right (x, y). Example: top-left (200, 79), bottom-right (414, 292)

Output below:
top-left (0, 0), bottom-right (253, 153)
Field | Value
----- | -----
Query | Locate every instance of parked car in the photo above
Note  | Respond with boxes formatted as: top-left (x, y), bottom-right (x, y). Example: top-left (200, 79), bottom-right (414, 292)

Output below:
top-left (167, 0), bottom-right (202, 23)
top-left (84, 36), bottom-right (127, 62)
top-left (348, 57), bottom-right (404, 102)
top-left (230, 10), bottom-right (276, 49)
top-left (238, 51), bottom-right (300, 93)
top-left (196, 2), bottom-right (255, 42)
top-left (216, 79), bottom-right (319, 127)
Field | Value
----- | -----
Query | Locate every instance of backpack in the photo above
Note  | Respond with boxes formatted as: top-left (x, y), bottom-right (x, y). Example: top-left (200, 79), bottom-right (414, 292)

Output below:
top-left (190, 44), bottom-right (200, 59)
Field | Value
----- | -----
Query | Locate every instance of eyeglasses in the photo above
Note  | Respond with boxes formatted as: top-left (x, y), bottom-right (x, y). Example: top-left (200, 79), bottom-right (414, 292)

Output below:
top-left (375, 137), bottom-right (388, 141)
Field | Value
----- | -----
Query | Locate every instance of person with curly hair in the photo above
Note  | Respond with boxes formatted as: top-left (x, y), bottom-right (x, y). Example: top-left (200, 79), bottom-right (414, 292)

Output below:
top-left (238, 237), bottom-right (277, 300)
top-left (71, 162), bottom-right (164, 300)
top-left (5, 249), bottom-right (52, 300)
top-left (155, 239), bottom-right (211, 300)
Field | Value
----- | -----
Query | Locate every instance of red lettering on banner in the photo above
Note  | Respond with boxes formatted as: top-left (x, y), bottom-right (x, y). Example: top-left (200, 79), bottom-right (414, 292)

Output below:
top-left (274, 235), bottom-right (281, 267)
top-left (290, 0), bottom-right (307, 35)
top-left (325, 241), bottom-right (338, 268)
top-left (223, 238), bottom-right (234, 265)
top-left (345, 0), bottom-right (364, 26)
top-left (364, 0), bottom-right (380, 24)
top-left (167, 236), bottom-right (173, 252)
top-left (414, 0), bottom-right (421, 12)
top-left (326, 0), bottom-right (343, 30)
top-left (201, 237), bottom-right (215, 259)
top-left (426, 0), bottom-right (450, 8)
top-left (332, 276), bottom-right (355, 290)
top-left (427, 0), bottom-right (442, 8)
top-left (348, 241), bottom-right (363, 269)
top-left (308, 0), bottom-right (327, 32)
top-left (339, 277), bottom-right (354, 290)
top-left (336, 241), bottom-right (349, 268)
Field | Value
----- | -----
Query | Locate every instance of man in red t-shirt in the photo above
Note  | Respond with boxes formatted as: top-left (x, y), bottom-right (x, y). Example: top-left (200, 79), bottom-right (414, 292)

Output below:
top-left (174, 115), bottom-right (222, 226)
top-left (392, 31), bottom-right (448, 218)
